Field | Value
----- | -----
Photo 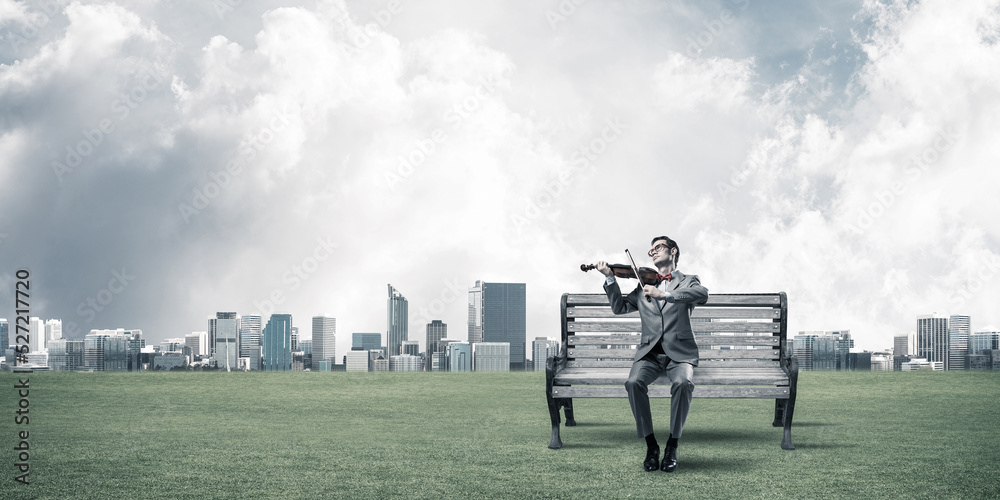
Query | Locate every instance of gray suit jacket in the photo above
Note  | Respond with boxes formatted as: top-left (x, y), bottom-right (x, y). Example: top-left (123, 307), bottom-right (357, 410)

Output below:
top-left (604, 270), bottom-right (709, 365)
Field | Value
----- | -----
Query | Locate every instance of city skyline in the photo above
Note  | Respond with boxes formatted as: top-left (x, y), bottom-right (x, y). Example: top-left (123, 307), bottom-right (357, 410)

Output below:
top-left (1, 0), bottom-right (999, 356)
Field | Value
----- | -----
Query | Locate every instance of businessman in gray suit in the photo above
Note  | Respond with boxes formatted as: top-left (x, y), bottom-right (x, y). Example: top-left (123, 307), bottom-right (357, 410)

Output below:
top-left (596, 236), bottom-right (708, 472)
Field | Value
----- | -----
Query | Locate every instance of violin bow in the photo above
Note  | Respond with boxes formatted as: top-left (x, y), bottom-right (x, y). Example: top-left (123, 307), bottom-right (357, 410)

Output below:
top-left (624, 248), bottom-right (652, 303)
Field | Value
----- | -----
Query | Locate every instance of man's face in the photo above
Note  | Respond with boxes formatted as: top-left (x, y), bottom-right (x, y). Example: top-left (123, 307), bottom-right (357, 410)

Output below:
top-left (649, 239), bottom-right (673, 267)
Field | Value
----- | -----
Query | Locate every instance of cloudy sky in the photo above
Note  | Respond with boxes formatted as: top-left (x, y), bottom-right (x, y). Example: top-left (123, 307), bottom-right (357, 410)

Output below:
top-left (1, 0), bottom-right (998, 357)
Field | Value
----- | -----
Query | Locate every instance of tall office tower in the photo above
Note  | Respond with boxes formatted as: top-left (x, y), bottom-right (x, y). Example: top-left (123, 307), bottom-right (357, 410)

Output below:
top-left (48, 339), bottom-right (85, 371)
top-left (312, 315), bottom-right (336, 371)
top-left (0, 319), bottom-right (8, 350)
top-left (468, 281), bottom-right (483, 344)
top-left (387, 284), bottom-right (408, 357)
top-left (917, 314), bottom-right (949, 368)
top-left (85, 329), bottom-right (128, 371)
top-left (893, 333), bottom-right (917, 356)
top-left (425, 320), bottom-right (447, 370)
top-left (298, 339), bottom-right (312, 354)
top-left (449, 342), bottom-right (472, 371)
top-left (185, 332), bottom-right (208, 357)
top-left (970, 331), bottom-right (1000, 354)
top-left (291, 326), bottom-right (300, 351)
top-left (240, 315), bottom-right (262, 359)
top-left (473, 342), bottom-right (510, 371)
top-left (793, 331), bottom-right (848, 370)
top-left (214, 312), bottom-right (240, 370)
top-left (948, 315), bottom-right (971, 370)
top-left (352, 332), bottom-right (382, 351)
top-left (44, 319), bottom-right (63, 348)
top-left (833, 331), bottom-right (853, 370)
top-left (125, 330), bottom-right (144, 371)
top-left (208, 317), bottom-right (217, 356)
top-left (470, 281), bottom-right (527, 370)
top-left (28, 317), bottom-right (44, 353)
top-left (532, 337), bottom-right (560, 371)
top-left (401, 340), bottom-right (420, 357)
top-left (263, 314), bottom-right (293, 371)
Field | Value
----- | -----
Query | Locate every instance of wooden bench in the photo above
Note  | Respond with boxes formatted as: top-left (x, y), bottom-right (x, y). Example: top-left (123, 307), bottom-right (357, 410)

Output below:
top-left (545, 292), bottom-right (798, 450)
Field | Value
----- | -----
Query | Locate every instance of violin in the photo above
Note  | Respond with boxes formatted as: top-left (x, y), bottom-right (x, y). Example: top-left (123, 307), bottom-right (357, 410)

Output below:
top-left (580, 263), bottom-right (661, 286)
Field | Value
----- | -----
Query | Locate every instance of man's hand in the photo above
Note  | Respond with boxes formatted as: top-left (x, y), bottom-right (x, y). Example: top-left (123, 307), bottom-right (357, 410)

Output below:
top-left (642, 285), bottom-right (672, 301)
top-left (596, 261), bottom-right (614, 278)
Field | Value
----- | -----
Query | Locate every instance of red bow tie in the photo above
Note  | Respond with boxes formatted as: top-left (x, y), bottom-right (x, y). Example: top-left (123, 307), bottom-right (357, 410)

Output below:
top-left (657, 273), bottom-right (672, 284)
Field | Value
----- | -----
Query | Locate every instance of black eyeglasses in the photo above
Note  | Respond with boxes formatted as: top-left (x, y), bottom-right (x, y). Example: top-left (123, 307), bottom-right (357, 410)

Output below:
top-left (648, 243), bottom-right (669, 257)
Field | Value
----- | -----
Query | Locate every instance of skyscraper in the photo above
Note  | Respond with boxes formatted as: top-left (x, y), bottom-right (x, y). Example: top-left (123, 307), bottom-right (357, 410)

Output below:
top-left (186, 331), bottom-right (208, 357)
top-left (387, 284), bottom-right (408, 357)
top-left (948, 315), bottom-right (971, 370)
top-left (470, 281), bottom-right (527, 370)
top-left (239, 315), bottom-right (262, 359)
top-left (468, 281), bottom-right (483, 344)
top-left (0, 319), bottom-right (8, 350)
top-left (214, 312), bottom-right (240, 370)
top-left (970, 331), bottom-right (1000, 353)
top-left (28, 317), bottom-right (43, 353)
top-left (352, 332), bottom-right (381, 351)
top-left (48, 339), bottom-right (85, 371)
top-left (449, 342), bottom-right (472, 371)
top-left (918, 314), bottom-right (949, 368)
top-left (426, 320), bottom-right (447, 370)
top-left (312, 315), bottom-right (336, 371)
top-left (44, 319), bottom-right (62, 347)
top-left (893, 333), bottom-right (917, 356)
top-left (263, 314), bottom-right (293, 371)
top-left (532, 337), bottom-right (560, 371)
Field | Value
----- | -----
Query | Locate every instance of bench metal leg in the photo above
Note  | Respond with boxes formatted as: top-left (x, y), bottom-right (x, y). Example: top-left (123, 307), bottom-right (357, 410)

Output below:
top-left (779, 356), bottom-right (799, 450)
top-left (546, 356), bottom-right (568, 449)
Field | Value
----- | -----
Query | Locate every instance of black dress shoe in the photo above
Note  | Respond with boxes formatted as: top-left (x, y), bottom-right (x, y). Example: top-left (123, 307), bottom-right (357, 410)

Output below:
top-left (643, 447), bottom-right (660, 472)
top-left (661, 446), bottom-right (678, 472)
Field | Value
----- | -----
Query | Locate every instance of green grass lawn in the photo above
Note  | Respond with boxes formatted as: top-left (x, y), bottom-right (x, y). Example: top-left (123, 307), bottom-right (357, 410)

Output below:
top-left (1, 370), bottom-right (999, 499)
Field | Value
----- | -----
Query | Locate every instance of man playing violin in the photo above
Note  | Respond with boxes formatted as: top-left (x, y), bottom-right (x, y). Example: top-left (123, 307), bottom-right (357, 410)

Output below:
top-left (596, 235), bottom-right (708, 473)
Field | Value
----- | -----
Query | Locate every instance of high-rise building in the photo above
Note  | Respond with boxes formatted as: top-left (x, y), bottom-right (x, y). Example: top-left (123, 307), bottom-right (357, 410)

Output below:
top-left (449, 342), bottom-right (472, 372)
top-left (185, 332), bottom-right (208, 357)
top-left (474, 342), bottom-right (510, 371)
top-left (948, 315), bottom-right (971, 370)
top-left (48, 339), bottom-right (85, 371)
top-left (532, 337), bottom-right (560, 371)
top-left (917, 314), bottom-right (949, 368)
top-left (468, 281), bottom-right (483, 344)
top-left (263, 314), bottom-right (293, 371)
top-left (469, 281), bottom-right (527, 370)
top-left (312, 315), bottom-right (336, 371)
top-left (970, 331), bottom-right (1000, 354)
top-left (239, 315), bottom-right (262, 359)
top-left (352, 332), bottom-right (381, 351)
top-left (426, 320), bottom-right (447, 356)
top-left (44, 319), bottom-right (62, 348)
top-left (214, 312), bottom-right (240, 370)
top-left (893, 333), bottom-right (917, 356)
top-left (793, 331), bottom-right (851, 370)
top-left (0, 319), bottom-right (8, 350)
top-left (387, 284), bottom-right (408, 357)
top-left (28, 317), bottom-right (44, 353)
top-left (401, 340), bottom-right (420, 357)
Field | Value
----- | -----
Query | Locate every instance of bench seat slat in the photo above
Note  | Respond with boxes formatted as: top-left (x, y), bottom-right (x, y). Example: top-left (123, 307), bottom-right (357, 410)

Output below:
top-left (565, 359), bottom-right (782, 368)
top-left (552, 386), bottom-right (791, 398)
top-left (568, 335), bottom-right (780, 346)
top-left (567, 348), bottom-right (779, 360)
top-left (554, 369), bottom-right (789, 386)
top-left (568, 322), bottom-right (780, 333)
top-left (567, 307), bottom-right (781, 320)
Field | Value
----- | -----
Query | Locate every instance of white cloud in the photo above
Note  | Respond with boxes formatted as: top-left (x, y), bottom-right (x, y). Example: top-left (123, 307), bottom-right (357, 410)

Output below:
top-left (653, 53), bottom-right (754, 112)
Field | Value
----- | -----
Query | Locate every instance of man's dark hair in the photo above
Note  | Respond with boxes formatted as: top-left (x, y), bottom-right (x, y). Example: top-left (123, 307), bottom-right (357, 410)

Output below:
top-left (650, 235), bottom-right (679, 263)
